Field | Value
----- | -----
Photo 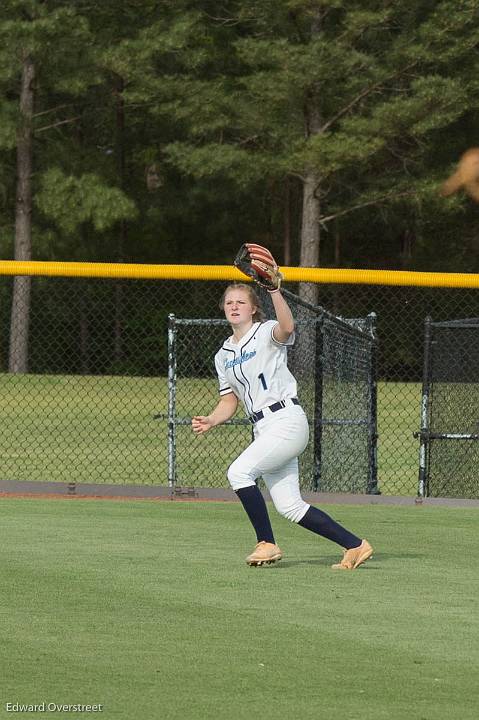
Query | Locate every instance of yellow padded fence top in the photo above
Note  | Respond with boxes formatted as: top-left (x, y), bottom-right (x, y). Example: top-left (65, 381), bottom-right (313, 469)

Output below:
top-left (0, 260), bottom-right (479, 288)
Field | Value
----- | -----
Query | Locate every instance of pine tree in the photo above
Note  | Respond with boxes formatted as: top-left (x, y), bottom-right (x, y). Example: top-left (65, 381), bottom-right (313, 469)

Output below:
top-left (119, 0), bottom-right (479, 295)
top-left (0, 1), bottom-right (138, 371)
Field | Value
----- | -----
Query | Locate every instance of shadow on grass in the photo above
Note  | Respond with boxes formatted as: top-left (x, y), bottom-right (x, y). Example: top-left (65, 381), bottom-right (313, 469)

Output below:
top-left (275, 551), bottom-right (423, 569)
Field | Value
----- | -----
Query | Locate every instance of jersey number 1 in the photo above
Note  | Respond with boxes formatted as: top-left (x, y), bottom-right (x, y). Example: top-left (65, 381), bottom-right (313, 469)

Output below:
top-left (258, 373), bottom-right (268, 390)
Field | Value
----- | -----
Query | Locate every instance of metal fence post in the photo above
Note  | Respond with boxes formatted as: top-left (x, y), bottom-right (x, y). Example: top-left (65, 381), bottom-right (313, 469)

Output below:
top-left (313, 317), bottom-right (324, 491)
top-left (366, 312), bottom-right (379, 494)
top-left (417, 315), bottom-right (432, 498)
top-left (167, 313), bottom-right (177, 488)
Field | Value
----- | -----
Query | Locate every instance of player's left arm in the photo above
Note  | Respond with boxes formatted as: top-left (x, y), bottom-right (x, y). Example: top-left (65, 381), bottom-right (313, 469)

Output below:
top-left (270, 290), bottom-right (295, 343)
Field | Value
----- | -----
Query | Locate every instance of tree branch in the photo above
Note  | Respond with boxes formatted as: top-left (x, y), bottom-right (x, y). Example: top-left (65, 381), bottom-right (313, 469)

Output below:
top-left (320, 60), bottom-right (418, 135)
top-left (35, 116), bottom-right (81, 133)
top-left (319, 189), bottom-right (417, 225)
top-left (33, 103), bottom-right (76, 118)
top-left (203, 12), bottom-right (243, 26)
top-left (287, 171), bottom-right (306, 183)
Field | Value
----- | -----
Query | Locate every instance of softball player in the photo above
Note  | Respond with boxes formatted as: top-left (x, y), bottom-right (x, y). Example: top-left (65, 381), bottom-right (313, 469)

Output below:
top-left (192, 282), bottom-right (373, 569)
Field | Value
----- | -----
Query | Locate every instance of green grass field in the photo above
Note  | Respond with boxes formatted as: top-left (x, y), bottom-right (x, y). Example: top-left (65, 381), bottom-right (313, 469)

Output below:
top-left (0, 374), bottom-right (422, 496)
top-left (1, 497), bottom-right (478, 720)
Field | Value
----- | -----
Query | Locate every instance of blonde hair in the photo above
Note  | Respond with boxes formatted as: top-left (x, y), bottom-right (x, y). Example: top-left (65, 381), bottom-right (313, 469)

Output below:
top-left (219, 283), bottom-right (265, 323)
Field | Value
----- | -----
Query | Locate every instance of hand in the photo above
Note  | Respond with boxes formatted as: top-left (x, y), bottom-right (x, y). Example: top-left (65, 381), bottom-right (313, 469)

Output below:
top-left (192, 415), bottom-right (214, 434)
top-left (246, 243), bottom-right (283, 291)
top-left (234, 243), bottom-right (283, 291)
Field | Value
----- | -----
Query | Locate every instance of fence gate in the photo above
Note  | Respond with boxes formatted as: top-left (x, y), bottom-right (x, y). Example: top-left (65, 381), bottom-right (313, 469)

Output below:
top-left (417, 317), bottom-right (479, 498)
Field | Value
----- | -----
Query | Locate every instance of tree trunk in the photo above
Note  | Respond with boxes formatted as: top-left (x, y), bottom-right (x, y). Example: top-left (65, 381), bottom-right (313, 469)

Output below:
top-left (294, 10), bottom-right (323, 385)
top-left (332, 221), bottom-right (341, 315)
top-left (114, 76), bottom-right (126, 368)
top-left (294, 169), bottom-right (321, 381)
top-left (299, 170), bottom-right (321, 305)
top-left (9, 54), bottom-right (35, 374)
top-left (334, 221), bottom-right (341, 266)
top-left (283, 177), bottom-right (291, 266)
top-left (298, 11), bottom-right (322, 307)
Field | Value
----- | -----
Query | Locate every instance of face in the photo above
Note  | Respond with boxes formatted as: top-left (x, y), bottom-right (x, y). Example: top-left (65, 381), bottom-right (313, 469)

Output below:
top-left (223, 288), bottom-right (256, 327)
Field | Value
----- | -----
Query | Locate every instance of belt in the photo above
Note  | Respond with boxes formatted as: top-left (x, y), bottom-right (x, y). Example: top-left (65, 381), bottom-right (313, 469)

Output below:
top-left (249, 398), bottom-right (300, 424)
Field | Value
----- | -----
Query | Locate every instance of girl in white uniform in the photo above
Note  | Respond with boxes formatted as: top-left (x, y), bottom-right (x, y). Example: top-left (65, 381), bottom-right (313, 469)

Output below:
top-left (192, 283), bottom-right (373, 569)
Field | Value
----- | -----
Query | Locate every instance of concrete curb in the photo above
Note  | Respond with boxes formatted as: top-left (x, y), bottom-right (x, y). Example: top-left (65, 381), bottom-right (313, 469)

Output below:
top-left (1, 479), bottom-right (478, 507)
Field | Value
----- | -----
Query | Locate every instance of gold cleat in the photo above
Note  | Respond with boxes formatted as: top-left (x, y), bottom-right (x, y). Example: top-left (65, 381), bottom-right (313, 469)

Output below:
top-left (332, 539), bottom-right (373, 570)
top-left (246, 541), bottom-right (283, 567)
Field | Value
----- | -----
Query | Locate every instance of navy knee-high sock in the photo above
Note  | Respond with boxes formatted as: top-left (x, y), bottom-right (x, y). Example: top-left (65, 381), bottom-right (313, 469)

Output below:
top-left (235, 485), bottom-right (275, 544)
top-left (298, 506), bottom-right (361, 549)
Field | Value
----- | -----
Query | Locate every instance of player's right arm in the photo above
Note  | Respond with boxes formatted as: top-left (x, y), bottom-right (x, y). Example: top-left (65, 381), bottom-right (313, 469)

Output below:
top-left (192, 392), bottom-right (238, 434)
top-left (270, 289), bottom-right (295, 343)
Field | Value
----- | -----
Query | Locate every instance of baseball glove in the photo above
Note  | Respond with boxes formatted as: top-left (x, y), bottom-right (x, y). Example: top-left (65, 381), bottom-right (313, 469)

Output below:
top-left (440, 148), bottom-right (479, 202)
top-left (234, 243), bottom-right (283, 292)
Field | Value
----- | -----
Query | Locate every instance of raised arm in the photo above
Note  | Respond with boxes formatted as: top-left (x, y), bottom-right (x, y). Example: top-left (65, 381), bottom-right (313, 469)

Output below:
top-left (270, 290), bottom-right (295, 343)
top-left (192, 392), bottom-right (239, 434)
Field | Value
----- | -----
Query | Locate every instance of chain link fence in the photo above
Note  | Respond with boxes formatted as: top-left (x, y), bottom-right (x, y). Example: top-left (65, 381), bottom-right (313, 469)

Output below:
top-left (418, 317), bottom-right (479, 498)
top-left (1, 274), bottom-right (479, 496)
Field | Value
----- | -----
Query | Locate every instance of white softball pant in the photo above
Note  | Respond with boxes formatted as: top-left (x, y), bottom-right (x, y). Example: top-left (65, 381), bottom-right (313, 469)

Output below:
top-left (227, 404), bottom-right (310, 523)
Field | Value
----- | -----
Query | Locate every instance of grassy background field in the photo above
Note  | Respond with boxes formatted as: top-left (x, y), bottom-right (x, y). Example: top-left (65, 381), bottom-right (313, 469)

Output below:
top-left (0, 374), bottom-right (422, 495)
top-left (0, 497), bottom-right (478, 720)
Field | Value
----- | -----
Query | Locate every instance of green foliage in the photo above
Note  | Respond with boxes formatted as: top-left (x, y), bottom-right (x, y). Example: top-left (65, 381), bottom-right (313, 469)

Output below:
top-left (102, 12), bottom-right (207, 79)
top-left (1, 0), bottom-right (479, 269)
top-left (0, 100), bottom-right (17, 149)
top-left (0, 3), bottom-right (94, 90)
top-left (35, 168), bottom-right (137, 233)
top-left (164, 142), bottom-right (276, 186)
top-left (292, 132), bottom-right (386, 176)
top-left (369, 77), bottom-right (467, 137)
top-left (148, 0), bottom-right (479, 234)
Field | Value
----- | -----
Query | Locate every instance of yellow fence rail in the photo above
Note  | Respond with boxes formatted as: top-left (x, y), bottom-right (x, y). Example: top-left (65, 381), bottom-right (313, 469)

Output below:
top-left (0, 260), bottom-right (479, 288)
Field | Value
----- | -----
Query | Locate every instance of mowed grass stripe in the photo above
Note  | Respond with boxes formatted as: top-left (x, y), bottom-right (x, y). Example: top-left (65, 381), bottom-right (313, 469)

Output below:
top-left (0, 499), bottom-right (478, 720)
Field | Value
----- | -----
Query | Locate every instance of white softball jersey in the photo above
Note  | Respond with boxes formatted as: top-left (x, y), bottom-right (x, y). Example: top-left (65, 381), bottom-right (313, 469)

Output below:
top-left (215, 320), bottom-right (310, 523)
top-left (214, 320), bottom-right (297, 417)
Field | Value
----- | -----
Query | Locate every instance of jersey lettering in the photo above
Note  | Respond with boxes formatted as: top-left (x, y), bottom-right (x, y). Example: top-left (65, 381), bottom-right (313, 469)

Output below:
top-left (258, 372), bottom-right (267, 390)
top-left (225, 350), bottom-right (257, 370)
